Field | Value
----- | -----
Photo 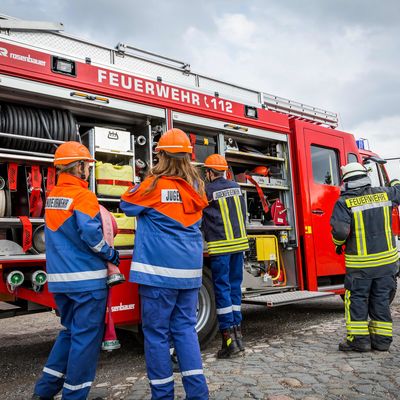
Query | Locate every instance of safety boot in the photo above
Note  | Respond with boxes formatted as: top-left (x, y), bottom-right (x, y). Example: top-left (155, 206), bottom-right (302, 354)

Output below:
top-left (338, 341), bottom-right (370, 352)
top-left (217, 328), bottom-right (240, 359)
top-left (31, 395), bottom-right (54, 400)
top-left (233, 325), bottom-right (245, 352)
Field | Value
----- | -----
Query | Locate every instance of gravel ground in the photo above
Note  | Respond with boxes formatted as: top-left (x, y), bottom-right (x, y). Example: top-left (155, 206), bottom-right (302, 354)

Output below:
top-left (0, 291), bottom-right (398, 399)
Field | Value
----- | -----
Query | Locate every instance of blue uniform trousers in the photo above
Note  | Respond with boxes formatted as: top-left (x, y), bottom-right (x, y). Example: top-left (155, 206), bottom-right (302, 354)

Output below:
top-left (34, 289), bottom-right (107, 400)
top-left (139, 285), bottom-right (209, 400)
top-left (210, 252), bottom-right (243, 330)
top-left (344, 274), bottom-right (396, 350)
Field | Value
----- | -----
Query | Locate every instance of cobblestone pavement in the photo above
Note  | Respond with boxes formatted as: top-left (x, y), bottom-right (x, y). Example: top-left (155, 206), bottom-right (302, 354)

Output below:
top-left (2, 294), bottom-right (400, 399)
top-left (90, 297), bottom-right (400, 400)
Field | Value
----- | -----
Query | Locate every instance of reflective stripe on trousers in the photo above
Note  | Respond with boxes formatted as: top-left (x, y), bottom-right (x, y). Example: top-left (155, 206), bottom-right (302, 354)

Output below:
top-left (140, 285), bottom-right (209, 400)
top-left (210, 252), bottom-right (244, 330)
top-left (34, 289), bottom-right (107, 400)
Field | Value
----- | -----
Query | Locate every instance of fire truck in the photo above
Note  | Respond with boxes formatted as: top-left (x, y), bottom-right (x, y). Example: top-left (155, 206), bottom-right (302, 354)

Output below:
top-left (0, 15), bottom-right (397, 348)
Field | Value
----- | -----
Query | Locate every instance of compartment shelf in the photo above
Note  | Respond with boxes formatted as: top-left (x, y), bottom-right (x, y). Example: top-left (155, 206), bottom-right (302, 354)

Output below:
top-left (95, 147), bottom-right (134, 156)
top-left (238, 182), bottom-right (289, 191)
top-left (97, 197), bottom-right (121, 203)
top-left (225, 150), bottom-right (285, 162)
top-left (246, 224), bottom-right (292, 232)
top-left (0, 218), bottom-right (45, 226)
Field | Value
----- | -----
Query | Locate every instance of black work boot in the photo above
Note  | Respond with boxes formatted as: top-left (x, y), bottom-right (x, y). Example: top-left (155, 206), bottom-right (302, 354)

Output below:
top-left (338, 341), bottom-right (370, 352)
top-left (31, 395), bottom-right (54, 400)
top-left (217, 328), bottom-right (240, 359)
top-left (233, 325), bottom-right (245, 352)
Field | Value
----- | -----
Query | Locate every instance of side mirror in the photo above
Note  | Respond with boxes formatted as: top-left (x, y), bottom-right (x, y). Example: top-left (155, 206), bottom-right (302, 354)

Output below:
top-left (363, 156), bottom-right (387, 165)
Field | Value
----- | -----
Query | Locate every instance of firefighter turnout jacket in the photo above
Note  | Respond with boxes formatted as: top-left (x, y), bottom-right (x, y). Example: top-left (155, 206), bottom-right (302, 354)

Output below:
top-left (45, 173), bottom-right (115, 292)
top-left (330, 177), bottom-right (400, 278)
top-left (120, 176), bottom-right (208, 289)
top-left (203, 177), bottom-right (249, 255)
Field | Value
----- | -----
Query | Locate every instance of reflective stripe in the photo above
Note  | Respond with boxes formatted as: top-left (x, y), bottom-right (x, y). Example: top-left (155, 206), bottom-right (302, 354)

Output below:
top-left (131, 262), bottom-right (202, 279)
top-left (208, 237), bottom-right (249, 248)
top-left (47, 269), bottom-right (107, 282)
top-left (370, 320), bottom-right (393, 327)
top-left (344, 290), bottom-right (352, 341)
top-left (345, 253), bottom-right (399, 268)
top-left (64, 381), bottom-right (92, 391)
top-left (233, 196), bottom-right (246, 238)
top-left (345, 248), bottom-right (398, 261)
top-left (181, 369), bottom-right (204, 377)
top-left (383, 206), bottom-right (393, 251)
top-left (149, 375), bottom-right (174, 385)
top-left (90, 238), bottom-right (106, 253)
top-left (43, 367), bottom-right (64, 378)
top-left (351, 200), bottom-right (392, 213)
top-left (216, 306), bottom-right (233, 315)
top-left (354, 211), bottom-right (362, 255)
top-left (232, 305), bottom-right (241, 312)
top-left (208, 243), bottom-right (249, 255)
top-left (358, 212), bottom-right (367, 255)
top-left (218, 198), bottom-right (234, 240)
top-left (347, 329), bottom-right (370, 335)
top-left (332, 236), bottom-right (346, 246)
top-left (369, 328), bottom-right (392, 337)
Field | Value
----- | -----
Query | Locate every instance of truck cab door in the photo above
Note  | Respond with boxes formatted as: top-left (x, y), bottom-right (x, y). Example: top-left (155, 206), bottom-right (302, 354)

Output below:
top-left (304, 129), bottom-right (345, 280)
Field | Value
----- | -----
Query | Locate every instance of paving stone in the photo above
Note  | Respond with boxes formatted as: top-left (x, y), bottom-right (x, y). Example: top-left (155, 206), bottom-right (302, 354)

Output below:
top-left (279, 378), bottom-right (302, 388)
top-left (114, 299), bottom-right (400, 399)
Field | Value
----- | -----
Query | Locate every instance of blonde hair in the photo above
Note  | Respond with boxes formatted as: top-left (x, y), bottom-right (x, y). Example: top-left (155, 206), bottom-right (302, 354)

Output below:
top-left (145, 152), bottom-right (205, 195)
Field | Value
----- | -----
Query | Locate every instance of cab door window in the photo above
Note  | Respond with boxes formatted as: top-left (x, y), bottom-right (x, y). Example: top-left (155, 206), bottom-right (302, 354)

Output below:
top-left (364, 160), bottom-right (382, 186)
top-left (311, 145), bottom-right (340, 186)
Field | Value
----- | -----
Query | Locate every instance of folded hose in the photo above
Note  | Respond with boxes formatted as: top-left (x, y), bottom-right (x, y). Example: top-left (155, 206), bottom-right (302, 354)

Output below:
top-left (0, 104), bottom-right (78, 153)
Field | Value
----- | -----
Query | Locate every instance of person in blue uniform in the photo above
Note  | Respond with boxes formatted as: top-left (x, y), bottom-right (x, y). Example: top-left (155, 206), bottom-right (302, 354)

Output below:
top-left (202, 154), bottom-right (249, 358)
top-left (331, 162), bottom-right (400, 352)
top-left (32, 142), bottom-right (120, 400)
top-left (120, 128), bottom-right (209, 400)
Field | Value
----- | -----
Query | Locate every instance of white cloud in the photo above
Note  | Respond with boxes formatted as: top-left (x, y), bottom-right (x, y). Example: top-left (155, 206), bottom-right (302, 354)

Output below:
top-left (215, 13), bottom-right (257, 48)
top-left (350, 116), bottom-right (400, 159)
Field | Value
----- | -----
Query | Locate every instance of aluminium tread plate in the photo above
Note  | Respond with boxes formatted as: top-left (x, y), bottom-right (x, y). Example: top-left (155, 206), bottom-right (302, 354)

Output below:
top-left (242, 290), bottom-right (334, 307)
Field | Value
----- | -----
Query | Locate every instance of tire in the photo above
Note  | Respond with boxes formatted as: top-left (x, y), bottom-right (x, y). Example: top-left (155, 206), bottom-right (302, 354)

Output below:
top-left (196, 267), bottom-right (218, 349)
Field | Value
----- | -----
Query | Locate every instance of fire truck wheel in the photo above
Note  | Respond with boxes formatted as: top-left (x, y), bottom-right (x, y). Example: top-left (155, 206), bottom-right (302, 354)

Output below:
top-left (197, 267), bottom-right (218, 349)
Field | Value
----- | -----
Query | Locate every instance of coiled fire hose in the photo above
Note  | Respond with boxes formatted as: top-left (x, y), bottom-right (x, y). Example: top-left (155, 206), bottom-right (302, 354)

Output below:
top-left (0, 104), bottom-right (78, 153)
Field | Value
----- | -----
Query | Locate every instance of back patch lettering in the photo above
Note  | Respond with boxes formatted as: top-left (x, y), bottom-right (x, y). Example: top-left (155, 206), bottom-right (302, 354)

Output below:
top-left (45, 197), bottom-right (73, 210)
top-left (161, 190), bottom-right (182, 203)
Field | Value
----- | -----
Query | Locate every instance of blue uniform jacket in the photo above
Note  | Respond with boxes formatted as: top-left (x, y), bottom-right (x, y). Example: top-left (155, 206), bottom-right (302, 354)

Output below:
top-left (45, 173), bottom-right (114, 293)
top-left (120, 176), bottom-right (208, 289)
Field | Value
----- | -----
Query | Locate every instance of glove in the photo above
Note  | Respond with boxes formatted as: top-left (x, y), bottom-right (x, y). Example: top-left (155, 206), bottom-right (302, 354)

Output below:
top-left (108, 248), bottom-right (120, 266)
top-left (335, 245), bottom-right (343, 255)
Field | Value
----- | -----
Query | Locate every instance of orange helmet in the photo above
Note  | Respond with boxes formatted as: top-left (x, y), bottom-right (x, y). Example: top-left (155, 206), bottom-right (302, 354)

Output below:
top-left (54, 141), bottom-right (95, 166)
top-left (252, 166), bottom-right (269, 176)
top-left (155, 128), bottom-right (192, 154)
top-left (204, 154), bottom-right (228, 171)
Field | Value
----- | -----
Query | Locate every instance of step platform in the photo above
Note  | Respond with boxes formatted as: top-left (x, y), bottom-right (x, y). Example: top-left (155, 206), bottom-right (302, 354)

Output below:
top-left (242, 290), bottom-right (335, 307)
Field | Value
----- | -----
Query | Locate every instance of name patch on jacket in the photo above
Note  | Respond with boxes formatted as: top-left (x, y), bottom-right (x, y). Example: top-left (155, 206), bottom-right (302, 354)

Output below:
top-left (45, 197), bottom-right (73, 210)
top-left (213, 188), bottom-right (242, 200)
top-left (161, 190), bottom-right (182, 203)
top-left (345, 192), bottom-right (388, 208)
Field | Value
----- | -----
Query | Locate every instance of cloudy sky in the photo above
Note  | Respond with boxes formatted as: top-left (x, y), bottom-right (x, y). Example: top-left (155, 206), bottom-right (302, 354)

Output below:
top-left (2, 0), bottom-right (400, 175)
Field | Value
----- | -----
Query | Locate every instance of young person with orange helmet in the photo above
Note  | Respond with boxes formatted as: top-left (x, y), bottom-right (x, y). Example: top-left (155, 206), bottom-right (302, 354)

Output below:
top-left (32, 141), bottom-right (119, 400)
top-left (203, 154), bottom-right (249, 358)
top-left (120, 129), bottom-right (209, 400)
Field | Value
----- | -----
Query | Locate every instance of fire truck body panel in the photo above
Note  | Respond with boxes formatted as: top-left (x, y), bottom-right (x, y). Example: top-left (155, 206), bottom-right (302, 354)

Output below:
top-left (0, 21), bottom-right (391, 344)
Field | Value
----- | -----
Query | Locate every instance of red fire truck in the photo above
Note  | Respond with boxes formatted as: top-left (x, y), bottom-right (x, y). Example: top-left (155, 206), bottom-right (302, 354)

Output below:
top-left (0, 15), bottom-right (397, 347)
